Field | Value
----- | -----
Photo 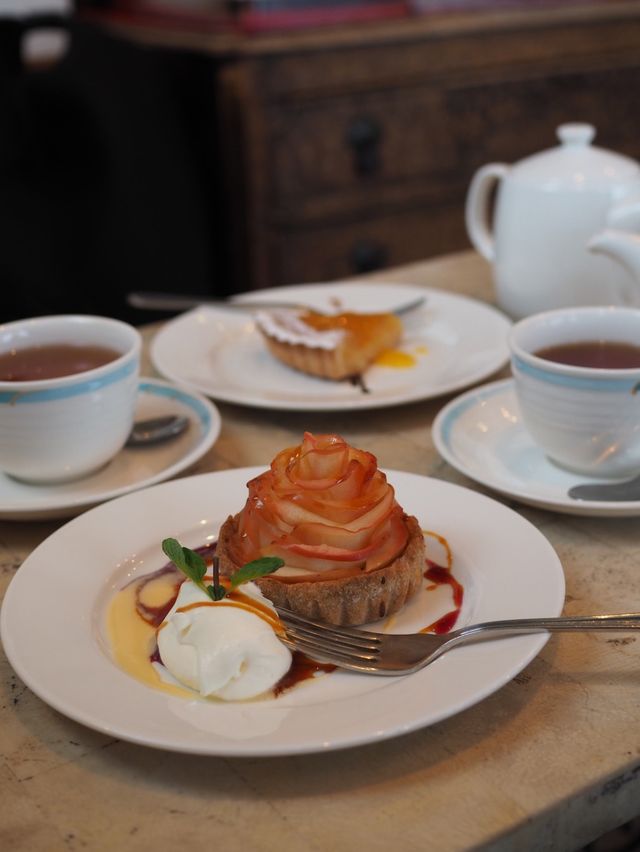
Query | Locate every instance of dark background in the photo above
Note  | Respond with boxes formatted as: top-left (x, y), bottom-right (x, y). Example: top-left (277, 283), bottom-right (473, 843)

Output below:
top-left (0, 14), bottom-right (231, 325)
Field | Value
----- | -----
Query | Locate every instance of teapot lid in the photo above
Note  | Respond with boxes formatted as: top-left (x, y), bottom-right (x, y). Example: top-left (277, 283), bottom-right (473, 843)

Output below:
top-left (512, 123), bottom-right (639, 189)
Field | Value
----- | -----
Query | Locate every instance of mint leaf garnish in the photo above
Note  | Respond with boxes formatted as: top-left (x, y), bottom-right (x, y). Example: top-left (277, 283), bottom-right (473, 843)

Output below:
top-left (230, 556), bottom-right (284, 587)
top-left (162, 538), bottom-right (212, 599)
top-left (162, 539), bottom-right (284, 602)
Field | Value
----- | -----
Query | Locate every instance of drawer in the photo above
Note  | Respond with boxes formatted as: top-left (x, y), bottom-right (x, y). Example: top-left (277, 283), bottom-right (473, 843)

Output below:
top-left (269, 203), bottom-right (466, 285)
top-left (259, 12), bottom-right (640, 100)
top-left (268, 86), bottom-right (456, 203)
top-left (445, 62), bottom-right (640, 171)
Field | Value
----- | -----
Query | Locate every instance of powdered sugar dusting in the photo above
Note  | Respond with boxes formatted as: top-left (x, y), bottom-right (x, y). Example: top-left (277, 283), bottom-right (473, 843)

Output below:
top-left (256, 311), bottom-right (344, 350)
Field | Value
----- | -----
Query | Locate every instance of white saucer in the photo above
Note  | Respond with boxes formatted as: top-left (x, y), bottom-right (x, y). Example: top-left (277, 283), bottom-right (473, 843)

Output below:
top-left (0, 378), bottom-right (221, 521)
top-left (432, 378), bottom-right (640, 518)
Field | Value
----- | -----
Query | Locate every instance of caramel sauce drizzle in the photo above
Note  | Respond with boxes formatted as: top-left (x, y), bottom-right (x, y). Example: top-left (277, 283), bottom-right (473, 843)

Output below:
top-left (123, 525), bottom-right (465, 698)
top-left (419, 530), bottom-right (463, 635)
top-left (423, 529), bottom-right (453, 570)
top-left (166, 592), bottom-right (284, 635)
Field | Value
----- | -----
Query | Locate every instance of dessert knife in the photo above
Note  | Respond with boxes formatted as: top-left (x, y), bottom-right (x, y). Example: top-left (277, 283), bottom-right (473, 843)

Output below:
top-left (126, 291), bottom-right (425, 316)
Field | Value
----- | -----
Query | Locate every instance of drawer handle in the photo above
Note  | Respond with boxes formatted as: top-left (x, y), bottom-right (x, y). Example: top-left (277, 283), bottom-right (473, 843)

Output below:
top-left (346, 116), bottom-right (382, 177)
top-left (349, 240), bottom-right (388, 273)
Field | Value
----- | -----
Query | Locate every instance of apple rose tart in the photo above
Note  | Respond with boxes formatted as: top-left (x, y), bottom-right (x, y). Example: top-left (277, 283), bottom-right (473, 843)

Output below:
top-left (255, 309), bottom-right (402, 381)
top-left (216, 432), bottom-right (425, 625)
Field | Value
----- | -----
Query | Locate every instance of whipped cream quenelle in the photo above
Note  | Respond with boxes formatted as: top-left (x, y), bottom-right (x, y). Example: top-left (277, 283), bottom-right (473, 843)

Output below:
top-left (155, 579), bottom-right (292, 701)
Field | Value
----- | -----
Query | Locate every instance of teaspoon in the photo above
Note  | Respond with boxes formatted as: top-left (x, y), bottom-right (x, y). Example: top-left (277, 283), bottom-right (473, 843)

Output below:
top-left (568, 473), bottom-right (640, 502)
top-left (126, 415), bottom-right (189, 447)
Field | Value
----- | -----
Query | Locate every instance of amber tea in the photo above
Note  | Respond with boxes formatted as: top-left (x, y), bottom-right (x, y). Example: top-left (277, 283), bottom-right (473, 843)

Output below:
top-left (534, 340), bottom-right (640, 369)
top-left (0, 343), bottom-right (121, 381)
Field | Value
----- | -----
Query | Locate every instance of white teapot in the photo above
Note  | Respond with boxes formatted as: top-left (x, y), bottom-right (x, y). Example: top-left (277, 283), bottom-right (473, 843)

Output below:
top-left (465, 123), bottom-right (640, 318)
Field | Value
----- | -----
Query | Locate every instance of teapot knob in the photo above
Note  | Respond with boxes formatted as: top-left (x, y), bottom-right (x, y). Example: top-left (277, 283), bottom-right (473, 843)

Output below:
top-left (557, 123), bottom-right (596, 147)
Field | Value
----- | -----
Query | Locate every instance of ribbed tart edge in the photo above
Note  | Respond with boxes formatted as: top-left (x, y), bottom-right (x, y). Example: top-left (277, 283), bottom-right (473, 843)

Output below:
top-left (258, 313), bottom-right (403, 381)
top-left (261, 336), bottom-right (353, 380)
top-left (216, 513), bottom-right (425, 626)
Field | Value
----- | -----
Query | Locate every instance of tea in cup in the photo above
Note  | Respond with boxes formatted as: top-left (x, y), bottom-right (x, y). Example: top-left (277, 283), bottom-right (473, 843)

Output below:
top-left (509, 307), bottom-right (640, 478)
top-left (0, 315), bottom-right (141, 483)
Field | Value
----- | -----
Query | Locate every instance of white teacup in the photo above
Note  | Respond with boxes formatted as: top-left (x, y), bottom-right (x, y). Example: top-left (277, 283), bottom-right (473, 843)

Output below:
top-left (509, 307), bottom-right (640, 478)
top-left (0, 315), bottom-right (141, 483)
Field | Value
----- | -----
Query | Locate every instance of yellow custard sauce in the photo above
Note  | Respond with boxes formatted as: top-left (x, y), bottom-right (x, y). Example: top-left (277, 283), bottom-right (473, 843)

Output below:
top-left (108, 559), bottom-right (332, 701)
top-left (108, 567), bottom-right (190, 699)
top-left (374, 343), bottom-right (429, 369)
top-left (374, 349), bottom-right (416, 369)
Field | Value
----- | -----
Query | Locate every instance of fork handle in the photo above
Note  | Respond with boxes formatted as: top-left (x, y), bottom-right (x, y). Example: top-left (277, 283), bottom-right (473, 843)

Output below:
top-left (452, 613), bottom-right (640, 643)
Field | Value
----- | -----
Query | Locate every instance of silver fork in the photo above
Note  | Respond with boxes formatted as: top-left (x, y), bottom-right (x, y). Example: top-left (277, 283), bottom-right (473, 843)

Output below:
top-left (277, 607), bottom-right (640, 675)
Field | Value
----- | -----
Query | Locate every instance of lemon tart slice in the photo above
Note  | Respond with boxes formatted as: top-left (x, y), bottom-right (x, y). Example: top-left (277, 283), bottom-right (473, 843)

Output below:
top-left (256, 309), bottom-right (403, 380)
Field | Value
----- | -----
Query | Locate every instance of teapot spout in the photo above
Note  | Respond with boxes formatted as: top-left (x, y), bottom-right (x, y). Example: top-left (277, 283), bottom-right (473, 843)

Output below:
top-left (588, 230), bottom-right (640, 285)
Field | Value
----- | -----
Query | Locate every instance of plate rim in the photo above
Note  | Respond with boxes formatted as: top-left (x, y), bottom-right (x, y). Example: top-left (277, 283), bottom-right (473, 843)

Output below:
top-left (0, 467), bottom-right (565, 756)
top-left (0, 377), bottom-right (221, 520)
top-left (150, 283), bottom-right (512, 411)
top-left (432, 377), bottom-right (640, 518)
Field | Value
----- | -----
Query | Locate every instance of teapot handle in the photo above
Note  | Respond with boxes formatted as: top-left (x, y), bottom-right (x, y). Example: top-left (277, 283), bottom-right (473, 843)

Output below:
top-left (465, 163), bottom-right (509, 261)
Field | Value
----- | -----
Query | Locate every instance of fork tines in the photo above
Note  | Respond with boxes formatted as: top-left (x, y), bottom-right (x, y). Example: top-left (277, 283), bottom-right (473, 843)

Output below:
top-left (275, 606), bottom-right (381, 662)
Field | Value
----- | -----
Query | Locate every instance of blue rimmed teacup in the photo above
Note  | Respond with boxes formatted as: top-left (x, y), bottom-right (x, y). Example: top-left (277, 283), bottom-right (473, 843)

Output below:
top-left (509, 306), bottom-right (640, 478)
top-left (0, 315), bottom-right (141, 483)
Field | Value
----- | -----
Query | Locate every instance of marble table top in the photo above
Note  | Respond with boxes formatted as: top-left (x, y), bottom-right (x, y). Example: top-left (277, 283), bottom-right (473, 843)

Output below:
top-left (1, 251), bottom-right (639, 852)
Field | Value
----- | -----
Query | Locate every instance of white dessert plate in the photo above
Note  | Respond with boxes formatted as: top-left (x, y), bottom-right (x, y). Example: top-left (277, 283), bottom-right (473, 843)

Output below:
top-left (1, 468), bottom-right (564, 756)
top-left (0, 378), bottom-right (221, 521)
top-left (150, 282), bottom-right (511, 410)
top-left (433, 378), bottom-right (640, 518)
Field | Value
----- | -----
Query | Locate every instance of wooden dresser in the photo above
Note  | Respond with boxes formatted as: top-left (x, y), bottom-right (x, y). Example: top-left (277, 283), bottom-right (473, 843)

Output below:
top-left (101, 2), bottom-right (640, 293)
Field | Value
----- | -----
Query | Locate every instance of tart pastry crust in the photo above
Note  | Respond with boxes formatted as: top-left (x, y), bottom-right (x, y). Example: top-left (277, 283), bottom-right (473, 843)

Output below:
top-left (217, 513), bottom-right (425, 626)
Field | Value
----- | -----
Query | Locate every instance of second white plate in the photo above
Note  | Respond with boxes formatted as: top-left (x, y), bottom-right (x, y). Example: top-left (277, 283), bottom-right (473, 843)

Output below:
top-left (150, 282), bottom-right (511, 410)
